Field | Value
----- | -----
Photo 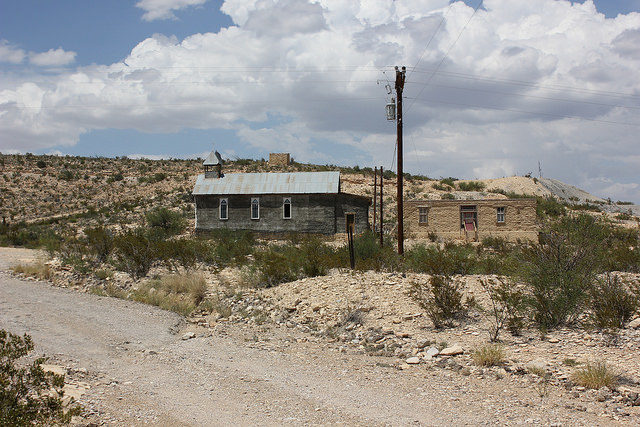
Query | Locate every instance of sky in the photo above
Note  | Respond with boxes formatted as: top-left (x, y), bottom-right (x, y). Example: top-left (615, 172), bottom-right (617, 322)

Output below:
top-left (1, 0), bottom-right (640, 203)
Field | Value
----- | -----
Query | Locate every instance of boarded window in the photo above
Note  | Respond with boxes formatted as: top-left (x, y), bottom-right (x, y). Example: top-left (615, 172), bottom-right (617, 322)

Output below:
top-left (418, 207), bottom-right (428, 224)
top-left (497, 207), bottom-right (505, 223)
top-left (219, 198), bottom-right (228, 220)
top-left (283, 197), bottom-right (292, 219)
top-left (251, 197), bottom-right (260, 220)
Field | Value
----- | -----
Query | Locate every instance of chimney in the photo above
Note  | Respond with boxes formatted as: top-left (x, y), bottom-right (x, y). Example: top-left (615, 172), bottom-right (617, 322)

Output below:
top-left (203, 150), bottom-right (223, 178)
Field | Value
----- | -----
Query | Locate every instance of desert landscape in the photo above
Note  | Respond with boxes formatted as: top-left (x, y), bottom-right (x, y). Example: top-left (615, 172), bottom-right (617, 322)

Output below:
top-left (1, 152), bottom-right (640, 425)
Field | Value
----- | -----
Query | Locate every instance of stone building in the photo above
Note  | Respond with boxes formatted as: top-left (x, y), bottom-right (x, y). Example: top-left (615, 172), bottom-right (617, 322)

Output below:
top-left (404, 198), bottom-right (538, 242)
top-left (193, 151), bottom-right (369, 235)
top-left (268, 153), bottom-right (291, 166)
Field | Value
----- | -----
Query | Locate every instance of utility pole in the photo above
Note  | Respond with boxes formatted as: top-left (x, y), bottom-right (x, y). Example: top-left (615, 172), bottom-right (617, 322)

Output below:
top-left (380, 166), bottom-right (384, 247)
top-left (373, 167), bottom-right (377, 233)
top-left (395, 66), bottom-right (406, 255)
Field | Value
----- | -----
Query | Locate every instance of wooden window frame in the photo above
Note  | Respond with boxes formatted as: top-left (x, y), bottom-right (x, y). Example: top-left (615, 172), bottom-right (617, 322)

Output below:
top-left (496, 206), bottom-right (506, 224)
top-left (418, 207), bottom-right (428, 225)
top-left (283, 197), bottom-right (292, 219)
top-left (219, 198), bottom-right (228, 220)
top-left (251, 197), bottom-right (260, 220)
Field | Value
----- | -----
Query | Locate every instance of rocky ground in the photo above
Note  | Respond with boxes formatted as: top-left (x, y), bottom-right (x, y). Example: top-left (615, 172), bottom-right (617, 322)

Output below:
top-left (4, 247), bottom-right (640, 425)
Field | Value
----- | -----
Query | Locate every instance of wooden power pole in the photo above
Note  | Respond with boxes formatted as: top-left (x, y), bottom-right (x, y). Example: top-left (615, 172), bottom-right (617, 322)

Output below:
top-left (373, 167), bottom-right (377, 233)
top-left (395, 66), bottom-right (406, 255)
top-left (379, 166), bottom-right (384, 247)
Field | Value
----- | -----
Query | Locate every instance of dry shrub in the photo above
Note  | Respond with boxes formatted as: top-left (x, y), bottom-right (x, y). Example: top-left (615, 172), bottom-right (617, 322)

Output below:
top-left (410, 275), bottom-right (467, 328)
top-left (589, 274), bottom-right (640, 330)
top-left (131, 273), bottom-right (207, 316)
top-left (472, 344), bottom-right (505, 367)
top-left (12, 261), bottom-right (52, 281)
top-left (572, 361), bottom-right (618, 390)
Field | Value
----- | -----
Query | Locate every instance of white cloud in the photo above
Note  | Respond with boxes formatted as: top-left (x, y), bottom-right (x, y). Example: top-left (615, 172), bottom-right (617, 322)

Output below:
top-left (136, 0), bottom-right (209, 21)
top-left (2, 0), bottom-right (640, 201)
top-left (0, 40), bottom-right (26, 64)
top-left (29, 48), bottom-right (76, 67)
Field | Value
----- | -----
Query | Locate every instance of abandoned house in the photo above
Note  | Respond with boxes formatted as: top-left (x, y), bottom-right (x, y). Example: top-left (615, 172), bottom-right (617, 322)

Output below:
top-left (192, 150), bottom-right (370, 234)
top-left (404, 198), bottom-right (538, 242)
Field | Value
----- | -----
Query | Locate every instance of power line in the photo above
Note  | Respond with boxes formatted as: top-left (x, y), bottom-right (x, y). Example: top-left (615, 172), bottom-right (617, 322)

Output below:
top-left (406, 0), bottom-right (484, 114)
top-left (408, 67), bottom-right (640, 101)
top-left (407, 2), bottom-right (454, 81)
top-left (405, 80), bottom-right (640, 111)
top-left (408, 96), bottom-right (640, 127)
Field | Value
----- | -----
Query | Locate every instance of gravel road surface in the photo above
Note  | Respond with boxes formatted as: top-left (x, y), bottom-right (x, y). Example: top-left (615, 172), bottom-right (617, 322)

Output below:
top-left (0, 248), bottom-right (615, 426)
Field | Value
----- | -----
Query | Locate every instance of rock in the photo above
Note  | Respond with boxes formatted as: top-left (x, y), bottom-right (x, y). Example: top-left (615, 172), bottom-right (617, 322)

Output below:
top-left (406, 357), bottom-right (421, 365)
top-left (461, 367), bottom-right (471, 376)
top-left (41, 364), bottom-right (67, 376)
top-left (439, 344), bottom-right (463, 356)
top-left (182, 332), bottom-right (196, 340)
top-left (596, 387), bottom-right (612, 402)
top-left (416, 339), bottom-right (430, 349)
top-left (495, 368), bottom-right (508, 379)
top-left (425, 346), bottom-right (440, 358)
top-left (629, 318), bottom-right (640, 329)
top-left (634, 396), bottom-right (640, 407)
top-left (547, 337), bottom-right (560, 343)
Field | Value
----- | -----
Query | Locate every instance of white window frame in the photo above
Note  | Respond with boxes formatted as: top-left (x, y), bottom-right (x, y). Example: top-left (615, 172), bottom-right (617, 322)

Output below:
top-left (251, 197), bottom-right (260, 220)
top-left (219, 198), bottom-right (228, 220)
top-left (496, 206), bottom-right (505, 223)
top-left (418, 207), bottom-right (428, 224)
top-left (283, 197), bottom-right (292, 219)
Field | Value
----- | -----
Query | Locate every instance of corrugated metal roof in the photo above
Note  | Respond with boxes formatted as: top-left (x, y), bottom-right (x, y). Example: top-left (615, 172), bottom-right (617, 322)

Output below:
top-left (192, 171), bottom-right (341, 195)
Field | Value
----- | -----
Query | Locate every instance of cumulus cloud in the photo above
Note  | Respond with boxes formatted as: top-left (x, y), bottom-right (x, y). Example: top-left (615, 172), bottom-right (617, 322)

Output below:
top-left (136, 0), bottom-right (209, 21)
top-left (0, 40), bottom-right (26, 64)
top-left (2, 0), bottom-right (640, 201)
top-left (29, 48), bottom-right (76, 66)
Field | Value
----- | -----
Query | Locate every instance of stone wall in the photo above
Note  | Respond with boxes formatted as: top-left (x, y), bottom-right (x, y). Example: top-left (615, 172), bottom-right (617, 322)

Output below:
top-left (268, 153), bottom-right (290, 166)
top-left (404, 198), bottom-right (538, 242)
top-left (195, 193), bottom-right (369, 235)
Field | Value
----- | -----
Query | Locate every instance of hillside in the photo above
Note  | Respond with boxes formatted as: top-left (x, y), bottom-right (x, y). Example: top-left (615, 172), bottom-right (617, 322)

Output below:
top-left (0, 153), bottom-right (637, 231)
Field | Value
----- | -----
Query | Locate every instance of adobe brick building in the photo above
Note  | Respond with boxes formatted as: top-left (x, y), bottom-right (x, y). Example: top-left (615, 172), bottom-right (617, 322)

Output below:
top-left (268, 153), bottom-right (291, 166)
top-left (404, 198), bottom-right (538, 242)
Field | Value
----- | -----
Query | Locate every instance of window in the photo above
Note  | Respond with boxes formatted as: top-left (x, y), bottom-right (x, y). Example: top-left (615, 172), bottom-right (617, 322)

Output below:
top-left (219, 198), bottom-right (228, 220)
top-left (283, 197), bottom-right (292, 219)
top-left (496, 207), bottom-right (505, 223)
top-left (251, 197), bottom-right (260, 220)
top-left (418, 207), bottom-right (428, 224)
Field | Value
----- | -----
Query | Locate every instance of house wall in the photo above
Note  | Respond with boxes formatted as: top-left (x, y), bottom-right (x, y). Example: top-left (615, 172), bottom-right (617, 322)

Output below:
top-left (404, 199), bottom-right (538, 242)
top-left (195, 193), bottom-right (369, 235)
top-left (268, 153), bottom-right (290, 166)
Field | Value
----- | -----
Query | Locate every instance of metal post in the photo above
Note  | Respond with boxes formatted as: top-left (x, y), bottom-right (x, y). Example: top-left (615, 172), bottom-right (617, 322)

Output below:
top-left (348, 226), bottom-right (355, 269)
top-left (373, 167), bottom-right (377, 233)
top-left (379, 166), bottom-right (384, 247)
top-left (395, 66), bottom-right (406, 255)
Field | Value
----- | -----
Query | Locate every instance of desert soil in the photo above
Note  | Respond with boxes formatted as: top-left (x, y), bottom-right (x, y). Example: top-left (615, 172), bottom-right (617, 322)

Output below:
top-left (0, 247), bottom-right (637, 426)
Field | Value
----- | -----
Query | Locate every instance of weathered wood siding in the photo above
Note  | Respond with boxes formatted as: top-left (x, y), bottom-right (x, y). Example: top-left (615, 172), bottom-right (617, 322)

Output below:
top-left (404, 198), bottom-right (538, 242)
top-left (195, 193), bottom-right (369, 235)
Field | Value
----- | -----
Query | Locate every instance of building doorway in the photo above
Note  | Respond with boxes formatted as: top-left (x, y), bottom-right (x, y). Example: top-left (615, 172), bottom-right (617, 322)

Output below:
top-left (460, 205), bottom-right (477, 231)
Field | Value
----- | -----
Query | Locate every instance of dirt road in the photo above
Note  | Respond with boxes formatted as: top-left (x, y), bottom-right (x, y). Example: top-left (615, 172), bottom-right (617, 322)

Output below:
top-left (0, 249), bottom-right (616, 426)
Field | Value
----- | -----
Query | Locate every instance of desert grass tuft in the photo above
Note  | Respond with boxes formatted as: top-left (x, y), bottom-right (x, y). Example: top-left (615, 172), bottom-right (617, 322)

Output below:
top-left (572, 361), bottom-right (618, 390)
top-left (131, 273), bottom-right (208, 316)
top-left (472, 344), bottom-right (506, 367)
top-left (12, 261), bottom-right (52, 280)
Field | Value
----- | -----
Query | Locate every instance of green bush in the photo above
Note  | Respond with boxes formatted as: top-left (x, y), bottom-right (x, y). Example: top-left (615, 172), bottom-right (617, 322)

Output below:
top-left (298, 236), bottom-right (339, 277)
top-left (145, 207), bottom-right (185, 235)
top-left (589, 274), bottom-right (640, 330)
top-left (410, 275), bottom-right (467, 328)
top-left (457, 181), bottom-right (485, 191)
top-left (536, 196), bottom-right (565, 218)
top-left (521, 214), bottom-right (608, 330)
top-left (480, 278), bottom-right (527, 340)
top-left (208, 229), bottom-right (256, 267)
top-left (254, 244), bottom-right (301, 287)
top-left (113, 228), bottom-right (158, 279)
top-left (352, 231), bottom-right (401, 271)
top-left (57, 169), bottom-right (74, 181)
top-left (0, 330), bottom-right (80, 425)
top-left (84, 226), bottom-right (114, 263)
top-left (405, 242), bottom-right (477, 276)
